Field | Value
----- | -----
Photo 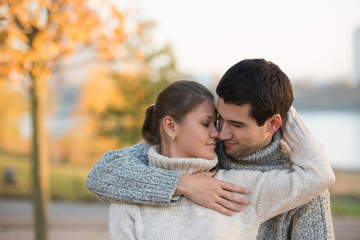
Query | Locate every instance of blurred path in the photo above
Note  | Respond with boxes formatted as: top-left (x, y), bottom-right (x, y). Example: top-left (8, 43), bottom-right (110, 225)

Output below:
top-left (0, 199), bottom-right (108, 240)
top-left (1, 199), bottom-right (360, 240)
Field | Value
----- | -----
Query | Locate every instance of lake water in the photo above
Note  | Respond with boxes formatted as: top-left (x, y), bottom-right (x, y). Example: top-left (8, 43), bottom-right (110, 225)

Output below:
top-left (20, 110), bottom-right (360, 170)
top-left (299, 111), bottom-right (360, 170)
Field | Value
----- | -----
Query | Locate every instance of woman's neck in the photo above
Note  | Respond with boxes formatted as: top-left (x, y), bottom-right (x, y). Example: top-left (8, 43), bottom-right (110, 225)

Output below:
top-left (149, 145), bottom-right (218, 174)
top-left (160, 142), bottom-right (183, 159)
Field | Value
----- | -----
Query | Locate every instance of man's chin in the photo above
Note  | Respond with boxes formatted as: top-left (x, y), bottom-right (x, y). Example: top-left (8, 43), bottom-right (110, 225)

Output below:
top-left (225, 149), bottom-right (240, 159)
top-left (225, 148), bottom-right (250, 159)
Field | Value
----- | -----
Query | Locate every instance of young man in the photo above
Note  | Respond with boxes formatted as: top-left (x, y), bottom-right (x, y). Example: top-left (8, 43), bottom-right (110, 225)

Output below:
top-left (86, 59), bottom-right (334, 239)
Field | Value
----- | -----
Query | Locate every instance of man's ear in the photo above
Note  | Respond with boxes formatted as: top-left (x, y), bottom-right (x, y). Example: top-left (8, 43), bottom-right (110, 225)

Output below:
top-left (162, 116), bottom-right (177, 139)
top-left (267, 114), bottom-right (282, 133)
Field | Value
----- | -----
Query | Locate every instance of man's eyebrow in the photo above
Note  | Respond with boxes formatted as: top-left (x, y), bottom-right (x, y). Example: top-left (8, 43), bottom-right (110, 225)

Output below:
top-left (229, 120), bottom-right (246, 126)
top-left (217, 112), bottom-right (246, 126)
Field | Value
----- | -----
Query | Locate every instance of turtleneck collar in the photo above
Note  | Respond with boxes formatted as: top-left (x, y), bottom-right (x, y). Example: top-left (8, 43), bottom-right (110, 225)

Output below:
top-left (216, 130), bottom-right (290, 170)
top-left (148, 145), bottom-right (218, 174)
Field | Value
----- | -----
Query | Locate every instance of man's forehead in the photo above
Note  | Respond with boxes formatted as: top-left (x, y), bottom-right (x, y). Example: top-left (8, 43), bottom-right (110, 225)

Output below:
top-left (217, 98), bottom-right (250, 111)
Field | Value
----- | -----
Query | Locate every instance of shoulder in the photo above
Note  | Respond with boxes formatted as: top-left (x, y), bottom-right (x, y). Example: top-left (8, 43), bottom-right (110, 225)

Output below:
top-left (102, 141), bottom-right (151, 160)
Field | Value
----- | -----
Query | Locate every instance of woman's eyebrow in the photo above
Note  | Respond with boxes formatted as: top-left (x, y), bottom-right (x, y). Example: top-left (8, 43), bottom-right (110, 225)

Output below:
top-left (201, 115), bottom-right (215, 119)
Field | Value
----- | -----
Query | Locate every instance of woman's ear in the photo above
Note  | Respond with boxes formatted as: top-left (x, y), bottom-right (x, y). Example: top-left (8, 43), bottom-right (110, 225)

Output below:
top-left (162, 116), bottom-right (177, 139)
top-left (267, 114), bottom-right (282, 133)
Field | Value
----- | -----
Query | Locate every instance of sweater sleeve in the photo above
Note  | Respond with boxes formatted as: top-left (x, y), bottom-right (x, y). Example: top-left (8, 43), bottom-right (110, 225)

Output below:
top-left (215, 106), bottom-right (335, 223)
top-left (86, 141), bottom-right (183, 206)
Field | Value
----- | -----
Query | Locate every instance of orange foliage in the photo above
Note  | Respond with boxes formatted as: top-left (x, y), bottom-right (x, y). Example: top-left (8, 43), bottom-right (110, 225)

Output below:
top-left (0, 0), bottom-right (129, 85)
top-left (0, 82), bottom-right (30, 154)
top-left (0, 0), bottom-right (178, 166)
top-left (79, 67), bottom-right (126, 114)
top-left (51, 123), bottom-right (119, 166)
top-left (0, 0), bottom-right (134, 160)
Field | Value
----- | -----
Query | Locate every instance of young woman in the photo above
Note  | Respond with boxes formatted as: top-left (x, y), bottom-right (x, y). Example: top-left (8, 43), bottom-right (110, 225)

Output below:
top-left (108, 80), bottom-right (334, 240)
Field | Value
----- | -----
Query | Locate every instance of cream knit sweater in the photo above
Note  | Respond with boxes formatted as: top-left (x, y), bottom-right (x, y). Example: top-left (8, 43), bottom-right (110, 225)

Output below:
top-left (109, 107), bottom-right (335, 240)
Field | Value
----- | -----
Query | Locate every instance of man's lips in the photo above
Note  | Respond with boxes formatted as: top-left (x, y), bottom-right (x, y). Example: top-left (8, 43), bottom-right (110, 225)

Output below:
top-left (223, 141), bottom-right (236, 148)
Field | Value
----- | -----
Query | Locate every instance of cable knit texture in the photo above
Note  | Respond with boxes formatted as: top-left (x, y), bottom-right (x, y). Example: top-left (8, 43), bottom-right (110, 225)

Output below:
top-left (108, 107), bottom-right (335, 240)
top-left (86, 141), bottom-right (182, 205)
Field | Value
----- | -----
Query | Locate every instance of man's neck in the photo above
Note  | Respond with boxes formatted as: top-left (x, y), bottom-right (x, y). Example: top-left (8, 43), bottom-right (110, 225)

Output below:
top-left (246, 133), bottom-right (274, 158)
top-left (216, 130), bottom-right (287, 169)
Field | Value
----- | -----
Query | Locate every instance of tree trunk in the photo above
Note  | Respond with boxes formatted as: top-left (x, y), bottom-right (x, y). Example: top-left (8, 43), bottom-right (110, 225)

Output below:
top-left (30, 76), bottom-right (50, 240)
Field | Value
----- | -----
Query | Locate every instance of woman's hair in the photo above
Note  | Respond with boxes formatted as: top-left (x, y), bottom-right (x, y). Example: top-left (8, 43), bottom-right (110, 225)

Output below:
top-left (141, 80), bottom-right (214, 145)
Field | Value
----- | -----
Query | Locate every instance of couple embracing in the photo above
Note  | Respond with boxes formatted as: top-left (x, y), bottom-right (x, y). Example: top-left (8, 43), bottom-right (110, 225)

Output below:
top-left (87, 59), bottom-right (335, 240)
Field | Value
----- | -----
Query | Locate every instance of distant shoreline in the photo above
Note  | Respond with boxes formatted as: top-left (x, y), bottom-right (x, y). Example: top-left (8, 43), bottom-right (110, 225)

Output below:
top-left (331, 169), bottom-right (360, 197)
top-left (333, 168), bottom-right (360, 172)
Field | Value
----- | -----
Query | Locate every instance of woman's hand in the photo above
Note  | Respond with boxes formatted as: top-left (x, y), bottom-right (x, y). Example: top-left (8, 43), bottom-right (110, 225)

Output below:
top-left (175, 171), bottom-right (249, 216)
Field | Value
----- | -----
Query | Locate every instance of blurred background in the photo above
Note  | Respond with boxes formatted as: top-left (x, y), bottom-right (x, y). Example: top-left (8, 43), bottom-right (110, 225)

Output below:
top-left (0, 0), bottom-right (359, 239)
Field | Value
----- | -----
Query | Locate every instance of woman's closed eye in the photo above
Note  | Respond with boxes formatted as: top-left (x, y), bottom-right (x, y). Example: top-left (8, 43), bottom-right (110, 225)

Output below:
top-left (202, 122), bottom-right (211, 127)
top-left (202, 120), bottom-right (216, 128)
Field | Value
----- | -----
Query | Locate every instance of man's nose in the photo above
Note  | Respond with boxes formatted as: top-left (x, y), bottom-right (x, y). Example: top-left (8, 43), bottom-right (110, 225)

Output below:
top-left (219, 123), bottom-right (231, 140)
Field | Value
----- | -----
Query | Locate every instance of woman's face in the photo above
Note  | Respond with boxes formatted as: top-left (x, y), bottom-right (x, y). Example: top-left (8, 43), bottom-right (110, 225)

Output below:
top-left (172, 99), bottom-right (219, 160)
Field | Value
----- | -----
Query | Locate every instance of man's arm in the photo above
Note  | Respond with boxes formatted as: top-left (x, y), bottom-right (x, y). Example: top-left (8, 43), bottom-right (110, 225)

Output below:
top-left (215, 106), bottom-right (335, 222)
top-left (86, 141), bottom-right (182, 206)
top-left (86, 141), bottom-right (249, 211)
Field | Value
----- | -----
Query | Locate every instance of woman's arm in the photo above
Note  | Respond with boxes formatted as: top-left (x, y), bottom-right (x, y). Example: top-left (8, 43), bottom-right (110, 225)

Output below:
top-left (216, 106), bottom-right (335, 222)
top-left (86, 141), bottom-right (182, 206)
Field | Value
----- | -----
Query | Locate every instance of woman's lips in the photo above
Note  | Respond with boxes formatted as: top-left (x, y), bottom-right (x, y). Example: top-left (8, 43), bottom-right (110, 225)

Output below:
top-left (207, 143), bottom-right (217, 148)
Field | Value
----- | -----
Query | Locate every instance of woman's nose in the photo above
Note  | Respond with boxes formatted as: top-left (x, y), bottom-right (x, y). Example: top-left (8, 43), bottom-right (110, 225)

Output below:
top-left (210, 129), bottom-right (219, 138)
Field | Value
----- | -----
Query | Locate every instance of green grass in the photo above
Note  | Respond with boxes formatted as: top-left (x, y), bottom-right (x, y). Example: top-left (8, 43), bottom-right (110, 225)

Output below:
top-left (0, 152), bottom-right (97, 201)
top-left (331, 196), bottom-right (360, 217)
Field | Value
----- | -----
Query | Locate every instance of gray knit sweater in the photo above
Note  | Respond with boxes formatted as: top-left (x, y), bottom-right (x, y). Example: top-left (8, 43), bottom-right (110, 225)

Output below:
top-left (86, 108), bottom-right (335, 239)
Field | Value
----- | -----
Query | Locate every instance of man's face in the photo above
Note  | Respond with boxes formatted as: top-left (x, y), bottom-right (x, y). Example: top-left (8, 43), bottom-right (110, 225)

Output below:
top-left (217, 98), bottom-right (273, 158)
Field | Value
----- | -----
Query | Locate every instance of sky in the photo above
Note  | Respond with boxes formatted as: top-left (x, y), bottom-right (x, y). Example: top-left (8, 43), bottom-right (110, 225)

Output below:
top-left (134, 0), bottom-right (360, 83)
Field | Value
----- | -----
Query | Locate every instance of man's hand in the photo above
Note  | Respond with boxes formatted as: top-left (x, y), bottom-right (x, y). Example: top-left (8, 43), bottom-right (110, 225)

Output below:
top-left (174, 171), bottom-right (249, 216)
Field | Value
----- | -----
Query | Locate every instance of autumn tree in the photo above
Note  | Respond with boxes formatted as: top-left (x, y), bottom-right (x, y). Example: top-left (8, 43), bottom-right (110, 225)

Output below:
top-left (0, 82), bottom-right (29, 154)
top-left (0, 1), bottom-right (129, 239)
top-left (79, 21), bottom-right (184, 147)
